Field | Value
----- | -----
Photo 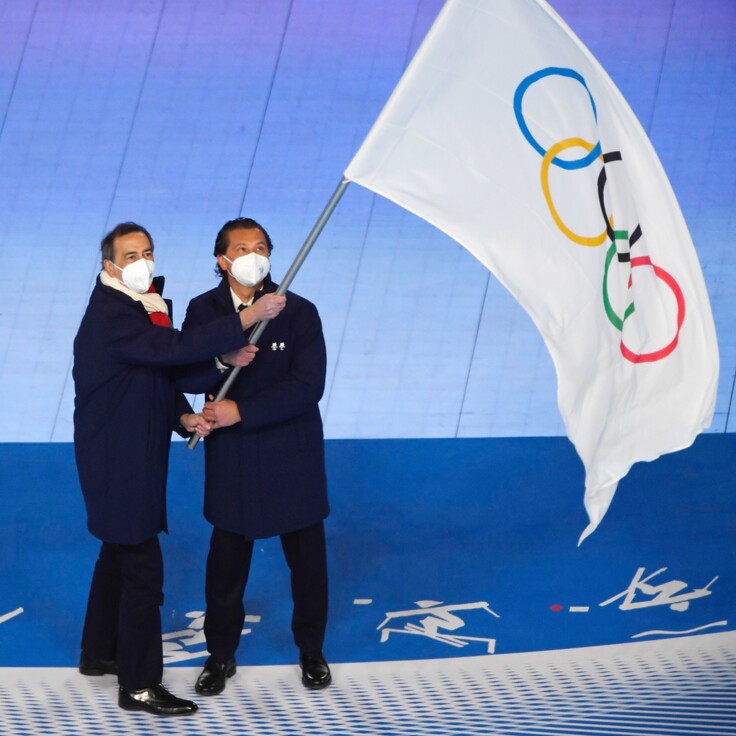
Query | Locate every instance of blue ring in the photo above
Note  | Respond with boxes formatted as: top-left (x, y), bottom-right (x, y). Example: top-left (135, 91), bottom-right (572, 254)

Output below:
top-left (513, 67), bottom-right (601, 170)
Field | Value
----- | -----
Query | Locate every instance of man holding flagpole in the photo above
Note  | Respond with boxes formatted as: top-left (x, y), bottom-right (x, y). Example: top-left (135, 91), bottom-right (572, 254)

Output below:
top-left (178, 217), bottom-right (332, 695)
top-left (73, 221), bottom-right (267, 716)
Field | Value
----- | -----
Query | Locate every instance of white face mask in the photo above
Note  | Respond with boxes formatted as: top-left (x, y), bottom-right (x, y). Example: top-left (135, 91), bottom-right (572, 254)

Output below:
top-left (114, 258), bottom-right (155, 294)
top-left (225, 252), bottom-right (270, 288)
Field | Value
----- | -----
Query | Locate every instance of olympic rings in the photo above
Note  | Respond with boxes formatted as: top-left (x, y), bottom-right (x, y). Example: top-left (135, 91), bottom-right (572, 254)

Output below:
top-left (513, 67), bottom-right (601, 169)
top-left (513, 66), bottom-right (687, 365)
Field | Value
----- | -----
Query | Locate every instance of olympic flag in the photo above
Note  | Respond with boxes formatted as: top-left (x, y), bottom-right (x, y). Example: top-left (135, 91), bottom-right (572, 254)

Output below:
top-left (344, 0), bottom-right (719, 542)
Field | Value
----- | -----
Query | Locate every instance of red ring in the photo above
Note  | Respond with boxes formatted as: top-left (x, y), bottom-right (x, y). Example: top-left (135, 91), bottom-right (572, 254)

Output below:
top-left (620, 256), bottom-right (686, 364)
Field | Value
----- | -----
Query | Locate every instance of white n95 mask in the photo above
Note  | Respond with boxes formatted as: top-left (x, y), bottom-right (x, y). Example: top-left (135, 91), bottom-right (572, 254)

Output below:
top-left (225, 252), bottom-right (270, 287)
top-left (115, 258), bottom-right (155, 293)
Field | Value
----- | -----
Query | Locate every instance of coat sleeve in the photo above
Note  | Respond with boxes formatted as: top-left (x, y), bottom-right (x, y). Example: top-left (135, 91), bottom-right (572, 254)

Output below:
top-left (103, 301), bottom-right (246, 368)
top-left (174, 298), bottom-right (231, 394)
top-left (237, 302), bottom-right (326, 432)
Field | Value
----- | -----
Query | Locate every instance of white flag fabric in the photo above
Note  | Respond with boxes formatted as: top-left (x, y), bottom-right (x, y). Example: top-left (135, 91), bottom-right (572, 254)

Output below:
top-left (345, 0), bottom-right (719, 542)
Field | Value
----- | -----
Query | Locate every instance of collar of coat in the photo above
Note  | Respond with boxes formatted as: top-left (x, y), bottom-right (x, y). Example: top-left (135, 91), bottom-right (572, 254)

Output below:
top-left (213, 273), bottom-right (277, 311)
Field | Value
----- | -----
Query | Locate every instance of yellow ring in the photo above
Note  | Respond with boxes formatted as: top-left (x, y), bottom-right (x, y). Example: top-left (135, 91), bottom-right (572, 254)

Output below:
top-left (541, 137), bottom-right (610, 247)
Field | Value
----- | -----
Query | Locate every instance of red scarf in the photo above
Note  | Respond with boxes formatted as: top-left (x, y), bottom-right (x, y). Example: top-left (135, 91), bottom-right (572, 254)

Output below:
top-left (147, 285), bottom-right (172, 328)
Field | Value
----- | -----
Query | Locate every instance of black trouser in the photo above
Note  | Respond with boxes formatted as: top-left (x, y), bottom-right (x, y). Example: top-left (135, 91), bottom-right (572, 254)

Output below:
top-left (81, 536), bottom-right (164, 690)
top-left (204, 522), bottom-right (328, 662)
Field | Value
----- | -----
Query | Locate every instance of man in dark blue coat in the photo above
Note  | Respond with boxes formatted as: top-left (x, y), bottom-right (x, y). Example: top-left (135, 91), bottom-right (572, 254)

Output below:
top-left (177, 217), bottom-right (331, 695)
top-left (73, 222), bottom-right (284, 715)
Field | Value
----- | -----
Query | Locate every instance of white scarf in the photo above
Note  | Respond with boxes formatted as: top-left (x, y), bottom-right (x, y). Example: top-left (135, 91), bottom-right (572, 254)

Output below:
top-left (99, 269), bottom-right (170, 318)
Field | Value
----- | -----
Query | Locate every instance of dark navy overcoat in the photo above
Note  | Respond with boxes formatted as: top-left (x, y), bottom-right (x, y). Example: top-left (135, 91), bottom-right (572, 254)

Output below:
top-left (178, 276), bottom-right (329, 540)
top-left (73, 275), bottom-right (248, 544)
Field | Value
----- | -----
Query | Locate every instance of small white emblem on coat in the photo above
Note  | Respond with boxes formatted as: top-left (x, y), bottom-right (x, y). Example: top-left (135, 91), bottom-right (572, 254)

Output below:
top-left (271, 342), bottom-right (286, 351)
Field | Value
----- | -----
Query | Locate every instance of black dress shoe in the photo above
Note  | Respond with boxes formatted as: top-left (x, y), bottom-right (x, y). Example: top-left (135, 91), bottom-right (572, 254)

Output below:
top-left (118, 684), bottom-right (198, 716)
top-left (195, 655), bottom-right (237, 696)
top-left (79, 652), bottom-right (118, 676)
top-left (299, 650), bottom-right (332, 689)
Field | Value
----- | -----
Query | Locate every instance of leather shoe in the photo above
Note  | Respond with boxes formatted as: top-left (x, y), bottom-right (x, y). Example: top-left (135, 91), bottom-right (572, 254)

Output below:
top-left (299, 650), bottom-right (332, 689)
top-left (195, 655), bottom-right (237, 696)
top-left (118, 684), bottom-right (198, 716)
top-left (79, 652), bottom-right (117, 676)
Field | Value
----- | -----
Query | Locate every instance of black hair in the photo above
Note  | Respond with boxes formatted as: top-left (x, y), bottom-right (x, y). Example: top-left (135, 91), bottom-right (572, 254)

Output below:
top-left (214, 217), bottom-right (273, 278)
top-left (101, 222), bottom-right (154, 266)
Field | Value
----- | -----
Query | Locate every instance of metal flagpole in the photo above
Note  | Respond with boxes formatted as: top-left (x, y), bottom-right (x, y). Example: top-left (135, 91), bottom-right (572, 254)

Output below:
top-left (188, 177), bottom-right (351, 449)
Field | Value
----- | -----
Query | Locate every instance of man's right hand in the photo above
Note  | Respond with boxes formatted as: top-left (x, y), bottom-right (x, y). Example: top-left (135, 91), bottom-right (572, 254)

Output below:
top-left (203, 397), bottom-right (241, 429)
top-left (239, 293), bottom-right (286, 329)
top-left (221, 344), bottom-right (258, 367)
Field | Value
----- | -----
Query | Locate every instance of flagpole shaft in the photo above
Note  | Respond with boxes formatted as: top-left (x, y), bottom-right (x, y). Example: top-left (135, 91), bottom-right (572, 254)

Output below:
top-left (187, 177), bottom-right (351, 449)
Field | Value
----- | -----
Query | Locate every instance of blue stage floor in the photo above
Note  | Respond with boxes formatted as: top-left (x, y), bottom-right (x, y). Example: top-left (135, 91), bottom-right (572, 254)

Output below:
top-left (1, 435), bottom-right (733, 669)
top-left (1, 436), bottom-right (735, 734)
